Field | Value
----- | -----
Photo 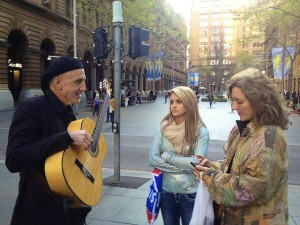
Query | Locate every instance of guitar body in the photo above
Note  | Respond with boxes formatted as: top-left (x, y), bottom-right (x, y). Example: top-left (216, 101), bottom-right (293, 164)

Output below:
top-left (45, 117), bottom-right (107, 208)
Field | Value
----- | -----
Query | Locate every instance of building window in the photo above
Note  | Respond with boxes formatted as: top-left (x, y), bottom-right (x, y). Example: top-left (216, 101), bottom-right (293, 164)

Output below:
top-left (200, 29), bottom-right (208, 35)
top-left (212, 35), bottom-right (220, 42)
top-left (199, 37), bottom-right (208, 42)
top-left (212, 28), bottom-right (220, 34)
top-left (224, 20), bottom-right (232, 25)
top-left (224, 51), bottom-right (231, 57)
top-left (212, 14), bottom-right (221, 18)
top-left (253, 50), bottom-right (261, 55)
top-left (200, 22), bottom-right (209, 26)
top-left (200, 15), bottom-right (209, 19)
top-left (65, 0), bottom-right (71, 18)
top-left (224, 28), bottom-right (233, 34)
top-left (210, 60), bottom-right (219, 65)
top-left (224, 36), bottom-right (232, 42)
top-left (212, 21), bottom-right (221, 26)
top-left (43, 0), bottom-right (51, 9)
top-left (199, 45), bottom-right (207, 50)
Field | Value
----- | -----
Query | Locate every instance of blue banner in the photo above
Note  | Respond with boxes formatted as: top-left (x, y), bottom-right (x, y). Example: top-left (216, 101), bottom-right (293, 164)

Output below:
top-left (146, 52), bottom-right (164, 81)
top-left (188, 66), bottom-right (195, 86)
top-left (194, 73), bottom-right (200, 87)
top-left (272, 47), bottom-right (296, 79)
top-left (146, 59), bottom-right (154, 81)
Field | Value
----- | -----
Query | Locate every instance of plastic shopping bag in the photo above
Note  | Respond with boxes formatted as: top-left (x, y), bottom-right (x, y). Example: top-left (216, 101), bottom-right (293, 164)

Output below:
top-left (189, 175), bottom-right (214, 225)
top-left (146, 168), bottom-right (163, 225)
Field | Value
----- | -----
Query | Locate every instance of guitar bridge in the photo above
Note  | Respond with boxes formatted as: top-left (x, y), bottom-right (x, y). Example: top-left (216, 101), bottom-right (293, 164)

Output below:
top-left (75, 159), bottom-right (95, 183)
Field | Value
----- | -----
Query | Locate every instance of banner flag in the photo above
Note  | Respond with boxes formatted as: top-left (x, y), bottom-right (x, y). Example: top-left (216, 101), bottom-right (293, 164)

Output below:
top-left (272, 47), bottom-right (296, 79)
top-left (194, 73), bottom-right (200, 87)
top-left (146, 53), bottom-right (164, 81)
top-left (146, 58), bottom-right (154, 81)
top-left (188, 66), bottom-right (195, 86)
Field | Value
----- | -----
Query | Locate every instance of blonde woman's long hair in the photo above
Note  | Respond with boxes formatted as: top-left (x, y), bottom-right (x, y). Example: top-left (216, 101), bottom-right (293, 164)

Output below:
top-left (161, 86), bottom-right (206, 155)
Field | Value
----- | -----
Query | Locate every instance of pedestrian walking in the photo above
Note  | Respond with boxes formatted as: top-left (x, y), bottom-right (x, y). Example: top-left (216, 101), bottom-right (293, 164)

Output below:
top-left (92, 93), bottom-right (100, 116)
top-left (292, 94), bottom-right (299, 113)
top-left (109, 94), bottom-right (115, 127)
top-left (136, 89), bottom-right (141, 105)
top-left (164, 92), bottom-right (168, 103)
top-left (148, 86), bottom-right (209, 225)
top-left (5, 56), bottom-right (92, 225)
top-left (208, 90), bottom-right (214, 107)
top-left (194, 70), bottom-right (289, 225)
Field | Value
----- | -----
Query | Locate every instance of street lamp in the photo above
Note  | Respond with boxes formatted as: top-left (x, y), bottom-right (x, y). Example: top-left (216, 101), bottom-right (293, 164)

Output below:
top-left (171, 53), bottom-right (182, 88)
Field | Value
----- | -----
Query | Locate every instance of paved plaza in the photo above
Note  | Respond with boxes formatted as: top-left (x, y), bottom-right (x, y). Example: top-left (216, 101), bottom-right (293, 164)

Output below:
top-left (0, 95), bottom-right (299, 225)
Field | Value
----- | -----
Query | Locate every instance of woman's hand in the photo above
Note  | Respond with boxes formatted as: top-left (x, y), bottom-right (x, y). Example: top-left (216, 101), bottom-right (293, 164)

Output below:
top-left (193, 155), bottom-right (212, 179)
top-left (196, 154), bottom-right (212, 168)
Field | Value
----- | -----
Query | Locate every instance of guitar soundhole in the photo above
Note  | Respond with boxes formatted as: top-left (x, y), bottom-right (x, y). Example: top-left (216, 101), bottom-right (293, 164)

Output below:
top-left (89, 143), bottom-right (98, 157)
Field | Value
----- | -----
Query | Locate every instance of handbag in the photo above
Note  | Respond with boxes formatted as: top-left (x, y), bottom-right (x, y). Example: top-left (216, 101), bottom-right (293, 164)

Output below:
top-left (213, 201), bottom-right (222, 225)
top-left (189, 173), bottom-right (214, 225)
top-left (146, 168), bottom-right (163, 225)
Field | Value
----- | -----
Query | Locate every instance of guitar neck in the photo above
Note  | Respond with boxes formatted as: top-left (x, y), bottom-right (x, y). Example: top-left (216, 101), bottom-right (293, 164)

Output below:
top-left (90, 94), bottom-right (110, 154)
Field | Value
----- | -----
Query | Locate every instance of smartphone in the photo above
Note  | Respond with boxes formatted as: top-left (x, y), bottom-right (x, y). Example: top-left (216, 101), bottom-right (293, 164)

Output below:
top-left (190, 162), bottom-right (200, 168)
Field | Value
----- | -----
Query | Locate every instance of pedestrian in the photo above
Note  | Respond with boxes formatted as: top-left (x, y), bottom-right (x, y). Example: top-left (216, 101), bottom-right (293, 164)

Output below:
top-left (208, 90), bottom-right (214, 107)
top-left (148, 89), bottom-right (154, 102)
top-left (292, 94), bottom-right (299, 113)
top-left (101, 87), bottom-right (110, 121)
top-left (164, 91), bottom-right (168, 103)
top-left (153, 90), bottom-right (157, 102)
top-left (193, 70), bottom-right (289, 225)
top-left (292, 90), bottom-right (296, 98)
top-left (92, 89), bottom-right (96, 100)
top-left (136, 89), bottom-right (141, 105)
top-left (92, 93), bottom-right (100, 116)
top-left (148, 86), bottom-right (209, 225)
top-left (5, 56), bottom-right (92, 225)
top-left (109, 94), bottom-right (115, 127)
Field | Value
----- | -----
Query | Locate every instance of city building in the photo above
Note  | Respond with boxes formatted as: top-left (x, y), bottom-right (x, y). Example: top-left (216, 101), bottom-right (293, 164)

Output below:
top-left (189, 0), bottom-right (300, 96)
top-left (0, 0), bottom-right (188, 111)
top-left (189, 0), bottom-right (239, 93)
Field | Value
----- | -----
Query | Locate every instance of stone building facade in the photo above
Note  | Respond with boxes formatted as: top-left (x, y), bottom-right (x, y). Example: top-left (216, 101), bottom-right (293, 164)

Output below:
top-left (0, 0), bottom-right (188, 111)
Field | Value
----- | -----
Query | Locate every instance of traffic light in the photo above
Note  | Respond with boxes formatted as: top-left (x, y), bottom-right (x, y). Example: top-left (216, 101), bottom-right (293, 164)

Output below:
top-left (128, 26), bottom-right (150, 59)
top-left (93, 27), bottom-right (109, 59)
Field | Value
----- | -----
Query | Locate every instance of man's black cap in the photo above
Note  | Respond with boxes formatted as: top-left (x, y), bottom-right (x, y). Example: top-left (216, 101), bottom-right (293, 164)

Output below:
top-left (41, 56), bottom-right (84, 92)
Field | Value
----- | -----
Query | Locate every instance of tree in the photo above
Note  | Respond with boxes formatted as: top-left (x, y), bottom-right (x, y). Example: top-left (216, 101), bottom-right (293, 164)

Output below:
top-left (234, 51), bottom-right (253, 73)
top-left (233, 0), bottom-right (300, 92)
top-left (77, 0), bottom-right (187, 61)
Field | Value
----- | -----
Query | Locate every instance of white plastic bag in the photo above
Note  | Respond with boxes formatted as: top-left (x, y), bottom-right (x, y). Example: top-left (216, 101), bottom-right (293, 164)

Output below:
top-left (189, 174), bottom-right (214, 225)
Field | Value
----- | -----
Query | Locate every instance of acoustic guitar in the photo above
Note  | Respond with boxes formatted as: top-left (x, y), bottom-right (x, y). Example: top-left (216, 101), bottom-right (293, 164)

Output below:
top-left (45, 79), bottom-right (110, 208)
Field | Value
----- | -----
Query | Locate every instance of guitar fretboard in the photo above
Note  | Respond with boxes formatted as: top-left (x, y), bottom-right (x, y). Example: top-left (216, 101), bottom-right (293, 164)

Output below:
top-left (90, 93), bottom-right (110, 154)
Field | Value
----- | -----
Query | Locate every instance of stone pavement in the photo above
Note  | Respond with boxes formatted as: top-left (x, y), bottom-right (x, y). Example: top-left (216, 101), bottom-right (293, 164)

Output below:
top-left (0, 95), bottom-right (299, 225)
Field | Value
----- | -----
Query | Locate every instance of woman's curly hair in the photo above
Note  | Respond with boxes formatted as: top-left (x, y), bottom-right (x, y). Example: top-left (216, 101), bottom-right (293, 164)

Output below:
top-left (227, 69), bottom-right (290, 130)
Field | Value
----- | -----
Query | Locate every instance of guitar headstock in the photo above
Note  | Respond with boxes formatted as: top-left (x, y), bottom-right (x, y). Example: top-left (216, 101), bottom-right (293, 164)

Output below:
top-left (99, 79), bottom-right (111, 96)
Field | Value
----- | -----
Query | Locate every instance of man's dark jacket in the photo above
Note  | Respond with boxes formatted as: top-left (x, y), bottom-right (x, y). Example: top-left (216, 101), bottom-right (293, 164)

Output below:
top-left (6, 91), bottom-right (90, 225)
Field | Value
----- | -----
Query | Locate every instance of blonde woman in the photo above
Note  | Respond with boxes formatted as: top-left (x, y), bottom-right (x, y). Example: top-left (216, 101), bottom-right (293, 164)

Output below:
top-left (149, 86), bottom-right (209, 225)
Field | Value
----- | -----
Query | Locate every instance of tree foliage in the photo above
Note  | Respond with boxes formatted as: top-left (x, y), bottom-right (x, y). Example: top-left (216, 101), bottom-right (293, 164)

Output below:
top-left (234, 0), bottom-right (300, 46)
top-left (234, 0), bottom-right (300, 91)
top-left (234, 51), bottom-right (253, 73)
top-left (77, 0), bottom-right (187, 43)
